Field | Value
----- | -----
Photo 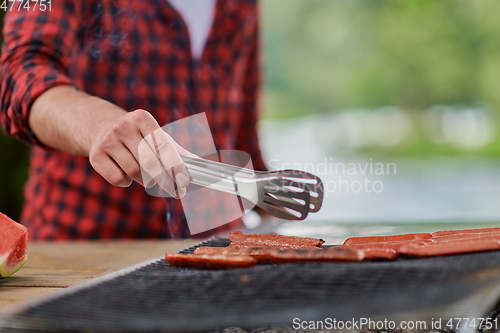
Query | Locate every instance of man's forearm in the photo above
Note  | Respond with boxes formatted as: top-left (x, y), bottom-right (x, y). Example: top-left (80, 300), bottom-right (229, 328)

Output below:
top-left (29, 85), bottom-right (127, 156)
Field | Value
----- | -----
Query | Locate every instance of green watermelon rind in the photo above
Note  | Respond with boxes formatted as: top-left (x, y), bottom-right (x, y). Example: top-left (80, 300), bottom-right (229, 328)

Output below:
top-left (0, 254), bottom-right (28, 279)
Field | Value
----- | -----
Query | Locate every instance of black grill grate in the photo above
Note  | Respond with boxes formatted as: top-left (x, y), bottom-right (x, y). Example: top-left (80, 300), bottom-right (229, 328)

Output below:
top-left (2, 239), bottom-right (500, 332)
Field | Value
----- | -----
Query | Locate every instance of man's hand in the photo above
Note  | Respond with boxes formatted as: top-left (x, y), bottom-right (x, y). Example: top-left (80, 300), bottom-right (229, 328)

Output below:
top-left (29, 85), bottom-right (191, 198)
top-left (89, 109), bottom-right (192, 198)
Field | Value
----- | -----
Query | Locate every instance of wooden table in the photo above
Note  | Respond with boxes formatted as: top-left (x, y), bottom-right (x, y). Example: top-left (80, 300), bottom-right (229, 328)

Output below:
top-left (0, 240), bottom-right (199, 309)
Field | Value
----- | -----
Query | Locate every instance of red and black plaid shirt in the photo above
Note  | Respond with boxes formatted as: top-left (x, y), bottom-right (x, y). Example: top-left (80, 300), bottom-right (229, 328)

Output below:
top-left (0, 0), bottom-right (266, 240)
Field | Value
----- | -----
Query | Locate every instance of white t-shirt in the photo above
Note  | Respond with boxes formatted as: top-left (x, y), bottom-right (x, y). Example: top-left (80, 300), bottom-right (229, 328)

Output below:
top-left (168, 0), bottom-right (217, 60)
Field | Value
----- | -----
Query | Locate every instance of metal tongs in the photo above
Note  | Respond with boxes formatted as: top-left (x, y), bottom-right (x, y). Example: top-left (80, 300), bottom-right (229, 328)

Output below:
top-left (182, 155), bottom-right (324, 220)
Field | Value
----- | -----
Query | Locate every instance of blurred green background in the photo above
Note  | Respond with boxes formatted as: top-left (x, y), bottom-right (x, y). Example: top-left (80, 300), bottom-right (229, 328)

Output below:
top-left (261, 0), bottom-right (500, 156)
top-left (1, 0), bottom-right (500, 220)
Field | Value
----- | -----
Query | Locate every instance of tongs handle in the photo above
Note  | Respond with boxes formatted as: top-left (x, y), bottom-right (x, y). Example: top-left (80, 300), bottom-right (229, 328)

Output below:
top-left (182, 155), bottom-right (255, 178)
top-left (181, 155), bottom-right (255, 197)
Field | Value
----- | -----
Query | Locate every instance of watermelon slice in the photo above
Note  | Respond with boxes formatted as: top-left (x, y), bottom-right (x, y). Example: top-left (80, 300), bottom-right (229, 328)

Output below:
top-left (0, 212), bottom-right (28, 278)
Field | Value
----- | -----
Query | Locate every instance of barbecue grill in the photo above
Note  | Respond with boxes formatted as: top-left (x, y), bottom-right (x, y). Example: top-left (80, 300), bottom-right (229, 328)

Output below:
top-left (1, 239), bottom-right (500, 333)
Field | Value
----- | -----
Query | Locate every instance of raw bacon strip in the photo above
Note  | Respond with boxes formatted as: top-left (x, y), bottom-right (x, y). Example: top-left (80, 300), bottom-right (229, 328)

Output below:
top-left (340, 243), bottom-right (402, 260)
top-left (262, 247), bottom-right (364, 263)
top-left (363, 248), bottom-right (398, 260)
top-left (398, 239), bottom-right (500, 257)
top-left (194, 246), bottom-right (280, 263)
top-left (357, 248), bottom-right (398, 260)
top-left (226, 243), bottom-right (322, 254)
top-left (341, 240), bottom-right (432, 251)
top-left (194, 246), bottom-right (363, 263)
top-left (343, 233), bottom-right (433, 245)
top-left (165, 253), bottom-right (257, 269)
top-left (229, 231), bottom-right (324, 249)
top-left (432, 233), bottom-right (500, 243)
top-left (432, 227), bottom-right (500, 237)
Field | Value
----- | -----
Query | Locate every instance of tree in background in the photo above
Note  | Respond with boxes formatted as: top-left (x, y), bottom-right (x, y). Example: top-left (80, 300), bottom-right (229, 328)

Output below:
top-left (263, 0), bottom-right (500, 117)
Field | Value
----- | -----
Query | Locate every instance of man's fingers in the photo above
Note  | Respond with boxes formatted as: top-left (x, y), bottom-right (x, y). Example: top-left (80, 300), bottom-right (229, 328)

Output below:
top-left (143, 127), bottom-right (190, 188)
top-left (154, 170), bottom-right (183, 199)
top-left (106, 143), bottom-right (145, 186)
top-left (139, 130), bottom-right (188, 198)
top-left (89, 151), bottom-right (133, 187)
top-left (138, 137), bottom-right (162, 188)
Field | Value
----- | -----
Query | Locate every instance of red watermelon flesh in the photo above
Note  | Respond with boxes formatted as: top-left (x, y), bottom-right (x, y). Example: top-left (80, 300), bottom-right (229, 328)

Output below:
top-left (0, 212), bottom-right (28, 278)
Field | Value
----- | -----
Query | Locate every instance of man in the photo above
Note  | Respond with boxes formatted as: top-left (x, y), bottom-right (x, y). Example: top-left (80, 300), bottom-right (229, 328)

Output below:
top-left (0, 0), bottom-right (266, 239)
